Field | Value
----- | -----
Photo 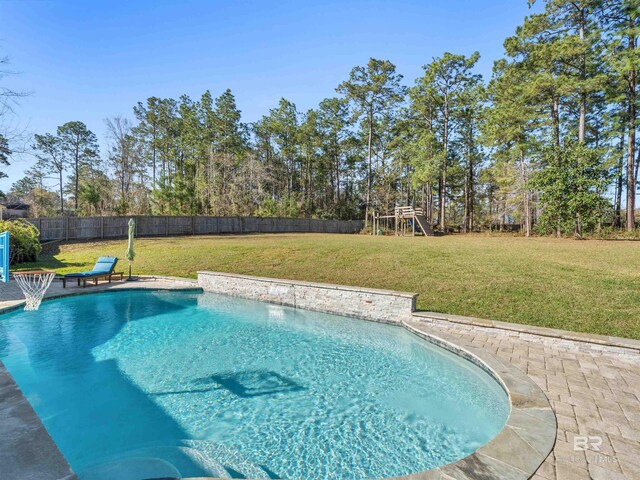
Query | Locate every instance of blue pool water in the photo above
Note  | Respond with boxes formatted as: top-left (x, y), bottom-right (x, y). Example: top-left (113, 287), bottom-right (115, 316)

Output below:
top-left (0, 290), bottom-right (509, 479)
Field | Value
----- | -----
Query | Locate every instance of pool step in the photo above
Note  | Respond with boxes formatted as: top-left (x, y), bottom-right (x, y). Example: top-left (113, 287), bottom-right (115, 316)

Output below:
top-left (78, 445), bottom-right (229, 480)
top-left (78, 456), bottom-right (182, 480)
top-left (182, 439), bottom-right (274, 479)
top-left (78, 440), bottom-right (274, 480)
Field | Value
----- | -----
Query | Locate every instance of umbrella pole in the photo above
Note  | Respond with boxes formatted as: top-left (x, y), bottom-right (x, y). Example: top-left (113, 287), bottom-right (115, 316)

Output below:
top-left (126, 262), bottom-right (133, 281)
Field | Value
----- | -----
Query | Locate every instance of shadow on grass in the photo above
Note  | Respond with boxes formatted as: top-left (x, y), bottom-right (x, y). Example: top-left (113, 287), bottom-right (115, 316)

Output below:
top-left (12, 255), bottom-right (86, 272)
top-left (13, 242), bottom-right (88, 272)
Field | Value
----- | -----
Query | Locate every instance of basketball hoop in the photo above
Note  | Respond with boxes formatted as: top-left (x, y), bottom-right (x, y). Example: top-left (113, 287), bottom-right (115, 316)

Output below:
top-left (12, 270), bottom-right (56, 311)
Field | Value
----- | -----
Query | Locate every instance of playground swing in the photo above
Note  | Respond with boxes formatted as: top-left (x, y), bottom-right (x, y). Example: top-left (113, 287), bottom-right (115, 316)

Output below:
top-left (0, 231), bottom-right (55, 311)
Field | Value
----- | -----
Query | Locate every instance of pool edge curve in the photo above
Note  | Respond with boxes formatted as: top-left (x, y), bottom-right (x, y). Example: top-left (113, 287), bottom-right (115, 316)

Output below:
top-left (0, 275), bottom-right (556, 480)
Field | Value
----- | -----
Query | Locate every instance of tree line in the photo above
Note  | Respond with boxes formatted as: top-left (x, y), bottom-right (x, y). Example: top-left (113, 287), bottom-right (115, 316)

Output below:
top-left (4, 0), bottom-right (639, 236)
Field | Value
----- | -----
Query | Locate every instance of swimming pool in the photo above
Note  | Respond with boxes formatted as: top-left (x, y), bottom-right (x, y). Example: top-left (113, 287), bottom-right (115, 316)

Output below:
top-left (0, 290), bottom-right (509, 479)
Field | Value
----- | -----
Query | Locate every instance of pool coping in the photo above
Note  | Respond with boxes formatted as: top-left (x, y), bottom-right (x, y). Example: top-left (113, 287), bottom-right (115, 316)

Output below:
top-left (413, 311), bottom-right (640, 354)
top-left (199, 271), bottom-right (418, 297)
top-left (0, 276), bottom-right (556, 480)
top-left (0, 361), bottom-right (77, 480)
top-left (398, 319), bottom-right (556, 480)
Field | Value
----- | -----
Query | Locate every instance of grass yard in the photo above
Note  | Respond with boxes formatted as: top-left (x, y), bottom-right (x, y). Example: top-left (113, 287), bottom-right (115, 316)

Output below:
top-left (17, 233), bottom-right (640, 340)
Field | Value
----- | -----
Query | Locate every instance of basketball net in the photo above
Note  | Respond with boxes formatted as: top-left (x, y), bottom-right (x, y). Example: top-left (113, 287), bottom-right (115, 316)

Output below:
top-left (13, 271), bottom-right (56, 311)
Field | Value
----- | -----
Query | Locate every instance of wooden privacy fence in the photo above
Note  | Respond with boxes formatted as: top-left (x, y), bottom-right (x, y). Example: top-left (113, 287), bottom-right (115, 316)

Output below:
top-left (25, 216), bottom-right (365, 242)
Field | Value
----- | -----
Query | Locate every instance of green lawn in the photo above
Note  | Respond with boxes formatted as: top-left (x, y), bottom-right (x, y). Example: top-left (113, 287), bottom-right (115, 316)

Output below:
top-left (17, 233), bottom-right (640, 340)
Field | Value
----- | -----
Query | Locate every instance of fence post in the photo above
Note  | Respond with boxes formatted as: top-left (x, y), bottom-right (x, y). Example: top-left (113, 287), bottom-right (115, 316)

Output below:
top-left (100, 216), bottom-right (104, 239)
top-left (65, 217), bottom-right (70, 241)
top-left (191, 216), bottom-right (196, 235)
top-left (165, 216), bottom-right (169, 236)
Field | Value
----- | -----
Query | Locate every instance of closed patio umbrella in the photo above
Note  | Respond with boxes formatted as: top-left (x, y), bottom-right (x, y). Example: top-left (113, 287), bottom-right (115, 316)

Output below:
top-left (126, 218), bottom-right (136, 281)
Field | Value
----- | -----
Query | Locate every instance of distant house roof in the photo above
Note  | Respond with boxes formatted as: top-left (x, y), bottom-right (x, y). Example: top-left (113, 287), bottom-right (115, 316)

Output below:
top-left (3, 202), bottom-right (30, 210)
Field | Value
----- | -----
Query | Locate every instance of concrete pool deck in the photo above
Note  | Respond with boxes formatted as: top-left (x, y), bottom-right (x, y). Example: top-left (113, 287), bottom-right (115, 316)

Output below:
top-left (0, 275), bottom-right (639, 479)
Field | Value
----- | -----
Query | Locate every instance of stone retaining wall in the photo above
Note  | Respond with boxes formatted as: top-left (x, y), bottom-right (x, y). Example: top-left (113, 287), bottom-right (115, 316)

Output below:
top-left (197, 271), bottom-right (417, 324)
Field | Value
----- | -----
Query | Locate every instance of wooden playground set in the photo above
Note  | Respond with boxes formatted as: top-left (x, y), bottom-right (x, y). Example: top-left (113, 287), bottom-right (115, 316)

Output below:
top-left (371, 206), bottom-right (434, 237)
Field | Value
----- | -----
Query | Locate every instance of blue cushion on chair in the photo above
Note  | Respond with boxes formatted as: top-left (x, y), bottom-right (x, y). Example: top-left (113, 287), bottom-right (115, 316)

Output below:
top-left (64, 257), bottom-right (118, 278)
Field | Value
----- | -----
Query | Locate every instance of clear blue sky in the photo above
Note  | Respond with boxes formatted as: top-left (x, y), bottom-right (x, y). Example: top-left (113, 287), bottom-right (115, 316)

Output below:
top-left (1, 0), bottom-right (542, 191)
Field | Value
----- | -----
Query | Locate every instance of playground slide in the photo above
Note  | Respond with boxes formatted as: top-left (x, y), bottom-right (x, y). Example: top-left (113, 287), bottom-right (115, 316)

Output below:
top-left (414, 215), bottom-right (435, 236)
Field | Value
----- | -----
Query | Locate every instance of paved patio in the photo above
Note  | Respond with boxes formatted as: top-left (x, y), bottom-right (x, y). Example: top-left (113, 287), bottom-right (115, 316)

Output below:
top-left (1, 277), bottom-right (639, 479)
top-left (411, 314), bottom-right (640, 480)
